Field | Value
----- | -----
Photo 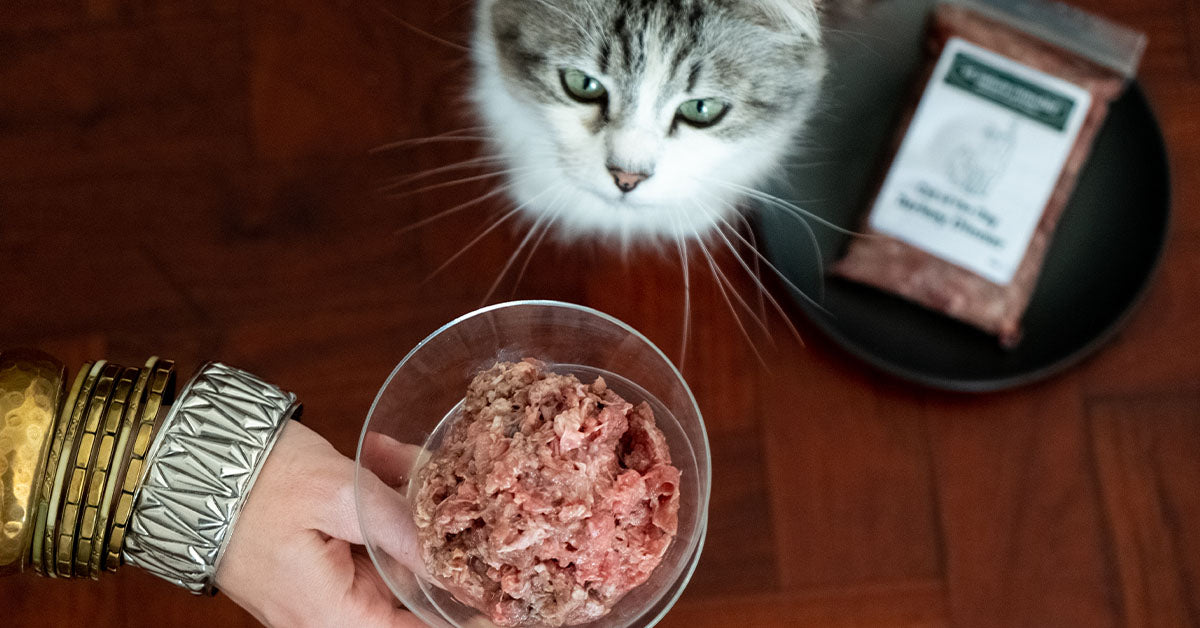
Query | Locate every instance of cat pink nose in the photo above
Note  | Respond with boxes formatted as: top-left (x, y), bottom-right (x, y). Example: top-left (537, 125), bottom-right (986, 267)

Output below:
top-left (608, 166), bottom-right (651, 193)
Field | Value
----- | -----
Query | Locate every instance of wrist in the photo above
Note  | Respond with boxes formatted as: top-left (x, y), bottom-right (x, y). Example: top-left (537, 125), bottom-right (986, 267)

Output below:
top-left (1, 350), bottom-right (302, 598)
top-left (123, 362), bottom-right (301, 595)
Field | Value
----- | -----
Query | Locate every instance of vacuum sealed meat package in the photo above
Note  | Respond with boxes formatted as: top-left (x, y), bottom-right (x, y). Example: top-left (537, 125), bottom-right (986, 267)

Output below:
top-left (832, 0), bottom-right (1146, 346)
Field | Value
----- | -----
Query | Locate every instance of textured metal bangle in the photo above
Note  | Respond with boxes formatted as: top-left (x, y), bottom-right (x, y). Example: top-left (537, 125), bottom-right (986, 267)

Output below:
top-left (122, 362), bottom-right (301, 594)
top-left (0, 349), bottom-right (67, 576)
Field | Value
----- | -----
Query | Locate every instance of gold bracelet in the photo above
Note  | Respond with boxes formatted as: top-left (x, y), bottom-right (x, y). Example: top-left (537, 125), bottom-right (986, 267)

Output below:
top-left (92, 359), bottom-right (156, 578)
top-left (31, 356), bottom-right (178, 581)
top-left (2, 350), bottom-right (304, 593)
top-left (32, 362), bottom-right (89, 576)
top-left (0, 349), bottom-right (67, 576)
top-left (76, 367), bottom-right (137, 577)
top-left (56, 363), bottom-right (119, 577)
top-left (43, 360), bottom-right (104, 577)
top-left (105, 359), bottom-right (174, 573)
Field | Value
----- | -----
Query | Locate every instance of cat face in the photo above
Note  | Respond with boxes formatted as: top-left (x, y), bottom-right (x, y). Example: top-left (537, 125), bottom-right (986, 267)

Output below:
top-left (473, 0), bottom-right (827, 244)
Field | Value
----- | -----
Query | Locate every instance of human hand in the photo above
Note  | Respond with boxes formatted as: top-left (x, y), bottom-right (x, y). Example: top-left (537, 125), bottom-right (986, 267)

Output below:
top-left (216, 421), bottom-right (427, 627)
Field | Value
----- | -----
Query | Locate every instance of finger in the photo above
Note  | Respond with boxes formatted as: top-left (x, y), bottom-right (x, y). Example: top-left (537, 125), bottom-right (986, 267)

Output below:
top-left (350, 552), bottom-right (432, 628)
top-left (342, 595), bottom-right (430, 628)
top-left (309, 456), bottom-right (429, 581)
top-left (355, 468), bottom-right (429, 580)
top-left (359, 431), bottom-right (424, 488)
top-left (352, 547), bottom-right (398, 605)
top-left (383, 609), bottom-right (430, 628)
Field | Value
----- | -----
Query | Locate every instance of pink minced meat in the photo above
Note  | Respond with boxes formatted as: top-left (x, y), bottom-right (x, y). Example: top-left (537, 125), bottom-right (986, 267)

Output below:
top-left (414, 360), bottom-right (681, 627)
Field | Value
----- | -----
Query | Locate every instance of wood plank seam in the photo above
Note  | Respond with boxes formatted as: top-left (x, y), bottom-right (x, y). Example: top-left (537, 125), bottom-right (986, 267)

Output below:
top-left (918, 410), bottom-right (952, 586)
top-left (1081, 408), bottom-right (1136, 627)
top-left (1185, 0), bottom-right (1200, 79)
top-left (1087, 397), bottom-right (1200, 628)
top-left (1146, 445), bottom-right (1200, 626)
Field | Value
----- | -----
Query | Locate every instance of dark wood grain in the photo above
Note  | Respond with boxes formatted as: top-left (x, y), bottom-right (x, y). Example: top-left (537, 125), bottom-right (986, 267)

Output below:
top-left (759, 343), bottom-right (942, 590)
top-left (1, 0), bottom-right (1198, 626)
top-left (1090, 396), bottom-right (1200, 628)
top-left (1186, 0), bottom-right (1200, 78)
top-left (929, 377), bottom-right (1121, 628)
top-left (661, 580), bottom-right (950, 628)
top-left (1083, 240), bottom-right (1200, 396)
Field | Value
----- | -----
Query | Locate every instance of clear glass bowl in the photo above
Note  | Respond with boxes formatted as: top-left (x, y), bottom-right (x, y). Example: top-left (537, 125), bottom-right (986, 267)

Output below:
top-left (355, 300), bottom-right (711, 628)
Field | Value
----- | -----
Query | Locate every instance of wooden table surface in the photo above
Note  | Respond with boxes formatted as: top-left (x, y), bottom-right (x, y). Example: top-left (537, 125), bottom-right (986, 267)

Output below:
top-left (2, 1), bottom-right (1197, 626)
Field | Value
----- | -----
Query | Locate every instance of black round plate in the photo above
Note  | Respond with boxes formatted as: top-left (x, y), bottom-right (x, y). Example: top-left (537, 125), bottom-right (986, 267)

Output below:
top-left (756, 0), bottom-right (1171, 392)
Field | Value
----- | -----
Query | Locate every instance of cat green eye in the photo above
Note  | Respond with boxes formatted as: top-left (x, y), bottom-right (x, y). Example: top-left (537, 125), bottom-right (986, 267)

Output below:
top-left (561, 69), bottom-right (608, 103)
top-left (677, 98), bottom-right (730, 127)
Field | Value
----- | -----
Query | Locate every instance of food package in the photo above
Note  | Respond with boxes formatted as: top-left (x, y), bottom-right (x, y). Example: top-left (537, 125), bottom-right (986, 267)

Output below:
top-left (833, 0), bottom-right (1146, 346)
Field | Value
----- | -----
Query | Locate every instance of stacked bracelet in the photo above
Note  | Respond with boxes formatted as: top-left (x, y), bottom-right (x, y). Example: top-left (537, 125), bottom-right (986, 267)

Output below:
top-left (0, 350), bottom-right (67, 576)
top-left (123, 362), bottom-right (301, 594)
top-left (0, 351), bottom-right (299, 596)
top-left (21, 357), bottom-right (177, 579)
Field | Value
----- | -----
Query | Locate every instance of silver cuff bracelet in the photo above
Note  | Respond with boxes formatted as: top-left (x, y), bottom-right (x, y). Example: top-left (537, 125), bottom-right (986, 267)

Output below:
top-left (122, 362), bottom-right (301, 594)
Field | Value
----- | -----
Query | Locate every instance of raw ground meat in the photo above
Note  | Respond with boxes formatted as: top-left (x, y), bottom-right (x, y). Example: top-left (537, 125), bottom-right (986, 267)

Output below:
top-left (833, 4), bottom-right (1127, 347)
top-left (414, 359), bottom-right (681, 627)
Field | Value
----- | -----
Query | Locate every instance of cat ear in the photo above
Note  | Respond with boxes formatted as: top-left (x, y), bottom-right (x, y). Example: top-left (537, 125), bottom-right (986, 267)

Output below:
top-left (746, 0), bottom-right (823, 42)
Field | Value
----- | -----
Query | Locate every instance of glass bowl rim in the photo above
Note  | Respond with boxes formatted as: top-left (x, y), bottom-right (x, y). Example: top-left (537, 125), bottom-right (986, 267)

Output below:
top-left (354, 299), bottom-right (713, 627)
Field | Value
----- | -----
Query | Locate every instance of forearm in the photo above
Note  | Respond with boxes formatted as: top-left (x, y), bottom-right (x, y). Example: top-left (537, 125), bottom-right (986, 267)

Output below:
top-left (1, 347), bottom-right (427, 628)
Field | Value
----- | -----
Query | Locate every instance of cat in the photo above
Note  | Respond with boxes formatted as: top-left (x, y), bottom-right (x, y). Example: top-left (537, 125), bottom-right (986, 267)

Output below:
top-left (471, 0), bottom-right (830, 246)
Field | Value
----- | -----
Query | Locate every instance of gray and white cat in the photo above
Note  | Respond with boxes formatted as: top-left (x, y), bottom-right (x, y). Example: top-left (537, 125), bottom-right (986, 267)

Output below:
top-left (472, 0), bottom-right (829, 245)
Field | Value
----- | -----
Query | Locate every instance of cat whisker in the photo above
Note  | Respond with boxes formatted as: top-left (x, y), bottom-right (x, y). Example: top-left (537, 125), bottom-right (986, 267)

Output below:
top-left (780, 141), bottom-right (843, 157)
top-left (685, 175), bottom-right (828, 310)
top-left (375, 3), bottom-right (470, 53)
top-left (371, 126), bottom-right (488, 153)
top-left (382, 166), bottom-right (537, 200)
top-left (422, 208), bottom-right (524, 285)
top-left (378, 154), bottom-right (509, 192)
top-left (708, 179), bottom-right (860, 237)
top-left (575, 0), bottom-right (608, 49)
top-left (689, 205), bottom-right (774, 342)
top-left (685, 205), bottom-right (768, 366)
top-left (422, 183), bottom-right (559, 284)
top-left (568, 0), bottom-right (599, 27)
top-left (392, 181), bottom-right (517, 237)
top-left (704, 209), bottom-right (812, 347)
top-left (370, 135), bottom-right (490, 154)
top-left (778, 159), bottom-right (842, 169)
top-left (481, 216), bottom-right (545, 306)
top-left (711, 202), bottom-right (830, 315)
top-left (434, 1), bottom-right (476, 25)
top-left (822, 27), bottom-right (887, 60)
top-left (695, 241), bottom-right (767, 366)
top-left (822, 26), bottom-right (890, 44)
top-left (510, 204), bottom-right (562, 298)
top-left (734, 213), bottom-right (768, 325)
top-left (763, 197), bottom-right (826, 302)
top-left (481, 186), bottom-right (567, 306)
top-left (667, 212), bottom-right (692, 370)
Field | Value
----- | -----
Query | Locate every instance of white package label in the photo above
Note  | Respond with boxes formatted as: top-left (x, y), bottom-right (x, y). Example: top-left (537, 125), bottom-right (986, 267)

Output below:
top-left (868, 37), bottom-right (1093, 285)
